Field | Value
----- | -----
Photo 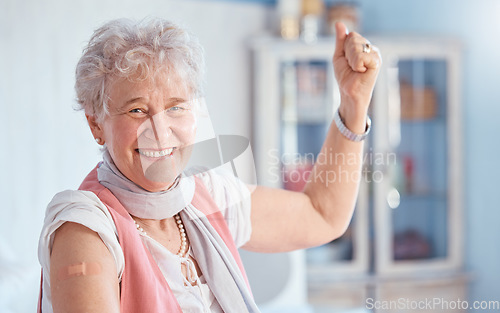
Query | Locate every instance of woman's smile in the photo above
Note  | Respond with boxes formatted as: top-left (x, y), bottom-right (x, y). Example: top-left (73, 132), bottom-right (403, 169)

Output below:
top-left (137, 147), bottom-right (176, 158)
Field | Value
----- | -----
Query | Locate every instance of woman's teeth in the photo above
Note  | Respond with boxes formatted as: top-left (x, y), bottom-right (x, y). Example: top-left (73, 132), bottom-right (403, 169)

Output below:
top-left (138, 148), bottom-right (174, 158)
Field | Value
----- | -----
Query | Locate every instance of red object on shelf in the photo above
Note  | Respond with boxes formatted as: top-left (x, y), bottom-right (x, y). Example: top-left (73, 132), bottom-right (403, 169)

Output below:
top-left (393, 229), bottom-right (431, 260)
top-left (404, 156), bottom-right (414, 193)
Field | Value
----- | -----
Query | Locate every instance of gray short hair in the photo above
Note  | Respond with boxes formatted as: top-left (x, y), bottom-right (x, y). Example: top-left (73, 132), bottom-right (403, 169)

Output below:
top-left (75, 18), bottom-right (205, 120)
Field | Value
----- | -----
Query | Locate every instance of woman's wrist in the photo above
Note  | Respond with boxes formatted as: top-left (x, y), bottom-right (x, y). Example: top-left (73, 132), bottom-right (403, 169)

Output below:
top-left (338, 101), bottom-right (369, 134)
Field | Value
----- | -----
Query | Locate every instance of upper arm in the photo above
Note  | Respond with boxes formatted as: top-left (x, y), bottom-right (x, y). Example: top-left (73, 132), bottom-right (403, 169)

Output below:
top-left (242, 185), bottom-right (339, 253)
top-left (50, 222), bottom-right (120, 313)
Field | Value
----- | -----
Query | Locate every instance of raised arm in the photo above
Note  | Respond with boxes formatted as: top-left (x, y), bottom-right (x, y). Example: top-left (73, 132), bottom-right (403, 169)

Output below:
top-left (243, 22), bottom-right (381, 253)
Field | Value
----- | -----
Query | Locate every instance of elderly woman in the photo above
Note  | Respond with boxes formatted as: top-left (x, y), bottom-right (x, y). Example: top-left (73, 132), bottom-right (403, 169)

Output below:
top-left (37, 17), bottom-right (380, 313)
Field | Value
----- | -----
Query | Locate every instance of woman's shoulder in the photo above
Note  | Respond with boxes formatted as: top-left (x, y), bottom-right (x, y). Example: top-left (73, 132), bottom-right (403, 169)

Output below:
top-left (42, 189), bottom-right (118, 239)
top-left (48, 189), bottom-right (103, 207)
top-left (45, 189), bottom-right (113, 222)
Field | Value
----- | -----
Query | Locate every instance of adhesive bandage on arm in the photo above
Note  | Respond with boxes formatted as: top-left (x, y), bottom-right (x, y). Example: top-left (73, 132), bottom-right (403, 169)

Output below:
top-left (57, 262), bottom-right (102, 281)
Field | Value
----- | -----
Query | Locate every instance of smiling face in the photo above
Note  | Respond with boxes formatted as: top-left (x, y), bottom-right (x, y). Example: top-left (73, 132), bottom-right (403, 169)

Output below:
top-left (88, 70), bottom-right (197, 192)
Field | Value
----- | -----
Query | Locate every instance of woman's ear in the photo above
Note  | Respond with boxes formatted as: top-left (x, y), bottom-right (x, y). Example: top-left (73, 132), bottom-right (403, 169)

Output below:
top-left (86, 114), bottom-right (105, 145)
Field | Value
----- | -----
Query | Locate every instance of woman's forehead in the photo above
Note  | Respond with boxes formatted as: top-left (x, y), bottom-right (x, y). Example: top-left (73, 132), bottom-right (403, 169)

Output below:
top-left (109, 71), bottom-right (194, 99)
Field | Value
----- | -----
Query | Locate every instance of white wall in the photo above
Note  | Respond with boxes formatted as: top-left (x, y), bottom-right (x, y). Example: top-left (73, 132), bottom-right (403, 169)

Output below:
top-left (0, 0), bottom-right (270, 311)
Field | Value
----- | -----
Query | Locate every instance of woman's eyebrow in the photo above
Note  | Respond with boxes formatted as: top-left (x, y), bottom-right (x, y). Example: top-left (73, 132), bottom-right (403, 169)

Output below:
top-left (165, 97), bottom-right (189, 108)
top-left (108, 97), bottom-right (147, 114)
top-left (113, 96), bottom-right (187, 112)
top-left (167, 97), bottom-right (187, 103)
top-left (124, 97), bottom-right (147, 106)
top-left (113, 97), bottom-right (147, 112)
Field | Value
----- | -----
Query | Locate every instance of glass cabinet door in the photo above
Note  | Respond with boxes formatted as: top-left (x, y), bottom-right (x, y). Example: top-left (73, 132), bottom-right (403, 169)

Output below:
top-left (280, 59), bottom-right (331, 192)
top-left (373, 43), bottom-right (463, 274)
top-left (392, 59), bottom-right (448, 262)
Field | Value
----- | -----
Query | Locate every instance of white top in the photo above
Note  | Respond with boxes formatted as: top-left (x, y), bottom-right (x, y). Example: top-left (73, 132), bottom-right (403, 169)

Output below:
top-left (38, 168), bottom-right (252, 313)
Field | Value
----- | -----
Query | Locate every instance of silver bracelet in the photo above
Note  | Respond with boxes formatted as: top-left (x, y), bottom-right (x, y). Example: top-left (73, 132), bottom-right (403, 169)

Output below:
top-left (333, 108), bottom-right (371, 142)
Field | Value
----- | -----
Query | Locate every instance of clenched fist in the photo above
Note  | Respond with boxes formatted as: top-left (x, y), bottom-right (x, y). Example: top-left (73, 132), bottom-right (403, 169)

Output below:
top-left (333, 22), bottom-right (381, 134)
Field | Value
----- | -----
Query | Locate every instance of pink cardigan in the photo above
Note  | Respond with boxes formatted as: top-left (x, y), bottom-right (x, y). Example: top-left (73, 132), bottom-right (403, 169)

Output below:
top-left (38, 165), bottom-right (250, 312)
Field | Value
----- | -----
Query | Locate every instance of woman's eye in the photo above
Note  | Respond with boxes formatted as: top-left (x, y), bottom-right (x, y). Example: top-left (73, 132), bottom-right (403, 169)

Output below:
top-left (167, 106), bottom-right (185, 112)
top-left (129, 108), bottom-right (146, 114)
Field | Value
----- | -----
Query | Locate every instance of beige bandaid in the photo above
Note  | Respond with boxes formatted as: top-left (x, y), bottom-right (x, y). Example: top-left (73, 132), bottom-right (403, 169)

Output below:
top-left (57, 262), bottom-right (102, 281)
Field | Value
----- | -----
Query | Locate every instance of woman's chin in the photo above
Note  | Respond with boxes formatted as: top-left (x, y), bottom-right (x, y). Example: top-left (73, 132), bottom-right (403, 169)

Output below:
top-left (142, 158), bottom-right (181, 191)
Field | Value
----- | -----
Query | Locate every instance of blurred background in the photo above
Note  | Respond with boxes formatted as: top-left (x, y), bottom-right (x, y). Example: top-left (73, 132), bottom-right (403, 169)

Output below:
top-left (1, 0), bottom-right (499, 312)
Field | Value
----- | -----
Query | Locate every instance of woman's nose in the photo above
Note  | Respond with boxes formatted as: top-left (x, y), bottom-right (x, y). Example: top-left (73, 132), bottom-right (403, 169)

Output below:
top-left (149, 110), bottom-right (173, 147)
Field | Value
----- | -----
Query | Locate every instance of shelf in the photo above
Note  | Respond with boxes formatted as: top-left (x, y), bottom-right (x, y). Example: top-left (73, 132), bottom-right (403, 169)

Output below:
top-left (307, 271), bottom-right (472, 286)
top-left (398, 192), bottom-right (447, 201)
top-left (400, 116), bottom-right (446, 124)
top-left (282, 117), bottom-right (331, 124)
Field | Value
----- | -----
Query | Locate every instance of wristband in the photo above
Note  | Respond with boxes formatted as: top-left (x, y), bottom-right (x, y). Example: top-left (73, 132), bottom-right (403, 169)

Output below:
top-left (333, 108), bottom-right (371, 142)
